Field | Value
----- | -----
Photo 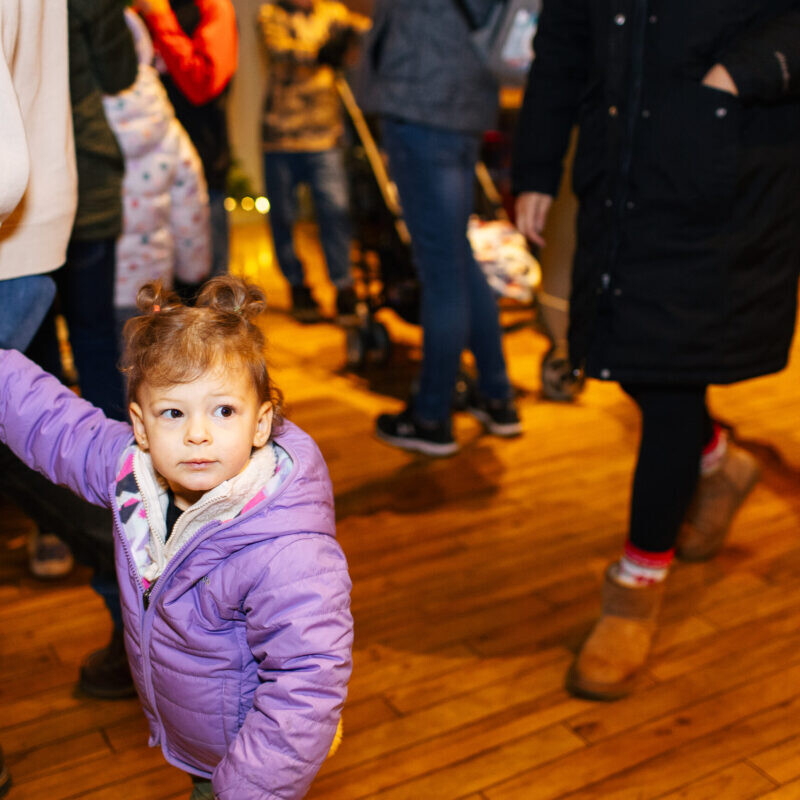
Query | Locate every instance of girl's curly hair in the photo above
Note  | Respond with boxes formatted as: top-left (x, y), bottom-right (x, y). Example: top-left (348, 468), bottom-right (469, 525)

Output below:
top-left (121, 276), bottom-right (284, 428)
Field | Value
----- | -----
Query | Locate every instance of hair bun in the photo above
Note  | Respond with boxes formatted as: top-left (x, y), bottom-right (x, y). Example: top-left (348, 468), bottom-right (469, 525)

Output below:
top-left (136, 281), bottom-right (182, 315)
top-left (196, 276), bottom-right (267, 321)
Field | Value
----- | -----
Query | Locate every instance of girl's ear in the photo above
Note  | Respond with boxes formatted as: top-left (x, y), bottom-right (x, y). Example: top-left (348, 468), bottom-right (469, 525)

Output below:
top-left (252, 402), bottom-right (274, 448)
top-left (129, 402), bottom-right (149, 450)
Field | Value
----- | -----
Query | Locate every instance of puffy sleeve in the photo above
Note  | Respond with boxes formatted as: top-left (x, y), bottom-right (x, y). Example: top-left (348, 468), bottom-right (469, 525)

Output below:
top-left (212, 535), bottom-right (353, 800)
top-left (0, 349), bottom-right (132, 508)
top-left (143, 0), bottom-right (237, 105)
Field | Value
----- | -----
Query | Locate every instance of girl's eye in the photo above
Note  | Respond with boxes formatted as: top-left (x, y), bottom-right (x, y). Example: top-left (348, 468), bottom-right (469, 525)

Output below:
top-left (214, 405), bottom-right (234, 418)
top-left (161, 408), bottom-right (183, 419)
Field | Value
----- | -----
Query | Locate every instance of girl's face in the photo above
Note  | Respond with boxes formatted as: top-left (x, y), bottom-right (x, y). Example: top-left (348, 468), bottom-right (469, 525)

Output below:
top-left (129, 364), bottom-right (273, 510)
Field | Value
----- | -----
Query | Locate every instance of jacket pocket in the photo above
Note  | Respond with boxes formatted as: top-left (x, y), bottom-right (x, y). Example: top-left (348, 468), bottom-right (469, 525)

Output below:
top-left (640, 81), bottom-right (741, 222)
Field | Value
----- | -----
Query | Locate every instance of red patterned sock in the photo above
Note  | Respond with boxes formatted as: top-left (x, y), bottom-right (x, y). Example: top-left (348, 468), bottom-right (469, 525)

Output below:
top-left (700, 423), bottom-right (727, 476)
top-left (614, 541), bottom-right (674, 587)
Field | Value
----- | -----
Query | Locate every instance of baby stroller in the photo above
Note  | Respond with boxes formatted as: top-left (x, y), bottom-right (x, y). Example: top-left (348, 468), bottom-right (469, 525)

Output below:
top-left (337, 77), bottom-right (541, 372)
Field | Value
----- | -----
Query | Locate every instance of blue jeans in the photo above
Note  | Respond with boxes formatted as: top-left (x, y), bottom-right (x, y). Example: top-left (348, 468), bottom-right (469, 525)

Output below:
top-left (28, 238), bottom-right (126, 421)
top-left (0, 274), bottom-right (56, 351)
top-left (382, 118), bottom-right (512, 422)
top-left (263, 149), bottom-right (353, 289)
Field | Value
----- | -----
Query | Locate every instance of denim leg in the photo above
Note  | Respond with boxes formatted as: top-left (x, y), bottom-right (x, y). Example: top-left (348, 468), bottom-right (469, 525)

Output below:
top-left (307, 149), bottom-right (353, 289)
top-left (264, 152), bottom-right (304, 287)
top-left (207, 189), bottom-right (230, 277)
top-left (382, 119), bottom-right (510, 421)
top-left (59, 238), bottom-right (127, 421)
top-left (465, 236), bottom-right (513, 402)
top-left (0, 275), bottom-right (56, 352)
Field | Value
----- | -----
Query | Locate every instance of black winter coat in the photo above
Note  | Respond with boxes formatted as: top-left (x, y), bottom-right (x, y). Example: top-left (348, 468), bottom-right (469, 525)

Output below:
top-left (513, 0), bottom-right (800, 385)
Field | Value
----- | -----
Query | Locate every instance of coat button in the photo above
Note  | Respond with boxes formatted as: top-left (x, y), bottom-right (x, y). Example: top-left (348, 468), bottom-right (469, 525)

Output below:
top-left (605, 198), bottom-right (613, 208)
top-left (649, 14), bottom-right (658, 23)
top-left (641, 109), bottom-right (651, 118)
top-left (600, 368), bottom-right (611, 379)
top-left (614, 13), bottom-right (626, 25)
top-left (614, 288), bottom-right (622, 296)
top-left (715, 107), bottom-right (728, 118)
top-left (608, 105), bottom-right (619, 117)
top-left (626, 200), bottom-right (635, 210)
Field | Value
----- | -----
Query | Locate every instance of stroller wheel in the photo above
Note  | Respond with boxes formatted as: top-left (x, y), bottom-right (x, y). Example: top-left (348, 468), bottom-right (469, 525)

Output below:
top-left (345, 327), bottom-right (367, 369)
top-left (541, 344), bottom-right (585, 402)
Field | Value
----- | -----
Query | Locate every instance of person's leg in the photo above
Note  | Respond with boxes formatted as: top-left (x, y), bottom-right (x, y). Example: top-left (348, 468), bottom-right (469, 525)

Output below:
top-left (60, 237), bottom-right (127, 421)
top-left (306, 148), bottom-right (353, 290)
top-left (382, 119), bottom-right (475, 424)
top-left (189, 776), bottom-right (215, 800)
top-left (263, 151), bottom-right (304, 288)
top-left (207, 188), bottom-right (230, 278)
top-left (569, 384), bottom-right (709, 700)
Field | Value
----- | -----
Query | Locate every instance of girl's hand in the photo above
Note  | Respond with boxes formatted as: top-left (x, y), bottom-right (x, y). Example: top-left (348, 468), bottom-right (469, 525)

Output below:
top-left (515, 192), bottom-right (554, 248)
top-left (132, 0), bottom-right (171, 15)
top-left (702, 64), bottom-right (739, 96)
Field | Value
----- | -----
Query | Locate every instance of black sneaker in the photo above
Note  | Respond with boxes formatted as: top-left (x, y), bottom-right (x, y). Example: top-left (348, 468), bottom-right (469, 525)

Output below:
top-left (375, 407), bottom-right (459, 457)
top-left (466, 393), bottom-right (522, 437)
top-left (290, 285), bottom-right (323, 324)
top-left (79, 627), bottom-right (136, 699)
top-left (335, 286), bottom-right (359, 325)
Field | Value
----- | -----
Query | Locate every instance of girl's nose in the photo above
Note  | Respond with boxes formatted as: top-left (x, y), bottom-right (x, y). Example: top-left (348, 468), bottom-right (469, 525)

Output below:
top-left (185, 415), bottom-right (211, 444)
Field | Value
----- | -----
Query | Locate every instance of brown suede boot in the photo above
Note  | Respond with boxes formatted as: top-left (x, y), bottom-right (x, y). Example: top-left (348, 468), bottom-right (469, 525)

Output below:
top-left (676, 443), bottom-right (760, 562)
top-left (567, 565), bottom-right (665, 701)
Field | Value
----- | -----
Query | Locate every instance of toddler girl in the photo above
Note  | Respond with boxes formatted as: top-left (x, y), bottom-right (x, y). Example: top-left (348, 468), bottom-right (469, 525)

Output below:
top-left (0, 276), bottom-right (353, 799)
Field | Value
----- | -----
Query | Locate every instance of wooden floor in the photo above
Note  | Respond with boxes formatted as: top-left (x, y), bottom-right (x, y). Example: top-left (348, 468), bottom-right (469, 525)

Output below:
top-left (3, 221), bottom-right (800, 799)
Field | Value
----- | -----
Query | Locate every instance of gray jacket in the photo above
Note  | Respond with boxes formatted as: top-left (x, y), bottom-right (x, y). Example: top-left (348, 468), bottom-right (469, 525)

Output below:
top-left (357, 0), bottom-right (499, 134)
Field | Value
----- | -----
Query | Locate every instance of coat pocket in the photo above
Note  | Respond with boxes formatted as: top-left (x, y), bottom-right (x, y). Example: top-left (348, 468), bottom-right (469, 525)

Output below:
top-left (640, 81), bottom-right (741, 222)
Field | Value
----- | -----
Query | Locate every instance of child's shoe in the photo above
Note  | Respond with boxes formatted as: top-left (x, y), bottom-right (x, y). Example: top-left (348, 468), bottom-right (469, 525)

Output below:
top-left (466, 392), bottom-right (522, 437)
top-left (79, 626), bottom-right (136, 699)
top-left (567, 563), bottom-right (665, 700)
top-left (676, 443), bottom-right (760, 562)
top-left (28, 530), bottom-right (74, 579)
top-left (375, 407), bottom-right (458, 457)
top-left (290, 285), bottom-right (323, 324)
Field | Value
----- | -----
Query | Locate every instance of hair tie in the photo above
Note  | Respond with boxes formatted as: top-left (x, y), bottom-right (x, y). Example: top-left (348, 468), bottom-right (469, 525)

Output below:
top-left (153, 304), bottom-right (161, 313)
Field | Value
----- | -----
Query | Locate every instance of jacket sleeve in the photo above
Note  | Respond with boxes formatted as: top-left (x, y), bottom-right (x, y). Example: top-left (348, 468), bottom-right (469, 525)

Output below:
top-left (80, 0), bottom-right (138, 95)
top-left (212, 536), bottom-right (353, 800)
top-left (0, 52), bottom-right (29, 225)
top-left (720, 8), bottom-right (800, 103)
top-left (169, 120), bottom-right (212, 285)
top-left (512, 0), bottom-right (591, 196)
top-left (0, 350), bottom-right (132, 508)
top-left (142, 0), bottom-right (237, 105)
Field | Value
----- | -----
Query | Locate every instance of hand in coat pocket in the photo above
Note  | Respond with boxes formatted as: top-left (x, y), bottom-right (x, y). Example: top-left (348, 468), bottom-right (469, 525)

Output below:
top-left (701, 64), bottom-right (739, 96)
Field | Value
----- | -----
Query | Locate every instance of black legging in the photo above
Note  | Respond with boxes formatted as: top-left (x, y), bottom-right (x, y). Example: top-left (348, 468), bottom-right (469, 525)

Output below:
top-left (622, 384), bottom-right (714, 554)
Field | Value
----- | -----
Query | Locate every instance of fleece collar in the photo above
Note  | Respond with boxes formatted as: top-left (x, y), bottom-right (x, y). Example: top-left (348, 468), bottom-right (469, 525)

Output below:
top-left (115, 443), bottom-right (281, 584)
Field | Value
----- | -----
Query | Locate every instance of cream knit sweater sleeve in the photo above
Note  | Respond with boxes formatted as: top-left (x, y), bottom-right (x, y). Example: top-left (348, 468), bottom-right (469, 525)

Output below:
top-left (0, 0), bottom-right (77, 278)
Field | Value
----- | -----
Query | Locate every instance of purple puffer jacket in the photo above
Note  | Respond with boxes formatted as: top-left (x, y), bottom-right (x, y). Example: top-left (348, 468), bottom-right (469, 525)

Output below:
top-left (0, 350), bottom-right (353, 799)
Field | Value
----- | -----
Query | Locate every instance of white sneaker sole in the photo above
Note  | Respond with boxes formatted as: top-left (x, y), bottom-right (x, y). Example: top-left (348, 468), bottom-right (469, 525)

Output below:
top-left (467, 408), bottom-right (523, 438)
top-left (375, 429), bottom-right (459, 457)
